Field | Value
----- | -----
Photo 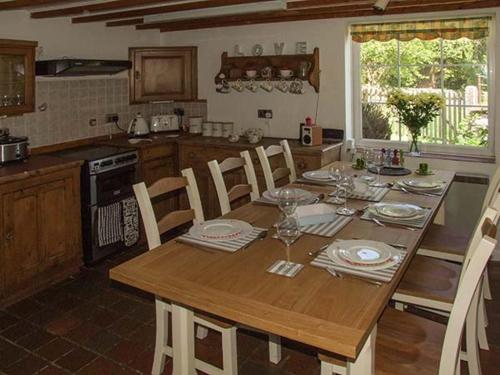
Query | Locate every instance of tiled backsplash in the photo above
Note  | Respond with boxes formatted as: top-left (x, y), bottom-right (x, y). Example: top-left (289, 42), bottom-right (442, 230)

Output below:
top-left (0, 78), bottom-right (207, 148)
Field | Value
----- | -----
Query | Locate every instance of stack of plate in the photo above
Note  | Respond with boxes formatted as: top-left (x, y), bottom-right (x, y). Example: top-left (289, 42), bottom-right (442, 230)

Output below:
top-left (262, 188), bottom-right (317, 205)
top-left (396, 179), bottom-right (444, 193)
top-left (326, 240), bottom-right (401, 271)
top-left (367, 202), bottom-right (426, 222)
top-left (302, 170), bottom-right (333, 182)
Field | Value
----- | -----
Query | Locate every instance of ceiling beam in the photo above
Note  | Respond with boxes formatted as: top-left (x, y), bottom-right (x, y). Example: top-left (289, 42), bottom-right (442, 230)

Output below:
top-left (144, 0), bottom-right (500, 32)
top-left (73, 0), bottom-right (271, 24)
top-left (30, 0), bottom-right (183, 18)
top-left (0, 0), bottom-right (83, 10)
top-left (106, 17), bottom-right (144, 27)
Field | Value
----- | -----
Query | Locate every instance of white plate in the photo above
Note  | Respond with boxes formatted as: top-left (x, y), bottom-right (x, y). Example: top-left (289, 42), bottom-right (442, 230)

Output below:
top-left (326, 240), bottom-right (400, 271)
top-left (400, 179), bottom-right (441, 189)
top-left (189, 219), bottom-right (253, 242)
top-left (263, 188), bottom-right (314, 202)
top-left (302, 170), bottom-right (332, 181)
top-left (360, 175), bottom-right (375, 183)
top-left (373, 203), bottom-right (423, 218)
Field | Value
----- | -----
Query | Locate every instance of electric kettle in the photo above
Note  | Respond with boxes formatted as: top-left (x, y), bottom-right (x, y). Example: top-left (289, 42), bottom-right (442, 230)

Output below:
top-left (128, 113), bottom-right (150, 137)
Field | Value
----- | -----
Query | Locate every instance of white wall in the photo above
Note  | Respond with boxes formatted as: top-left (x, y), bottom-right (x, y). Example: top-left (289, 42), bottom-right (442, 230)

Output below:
top-left (160, 7), bottom-right (500, 177)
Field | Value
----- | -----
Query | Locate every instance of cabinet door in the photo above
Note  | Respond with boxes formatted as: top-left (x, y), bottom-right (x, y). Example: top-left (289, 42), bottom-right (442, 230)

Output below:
top-left (0, 40), bottom-right (37, 116)
top-left (130, 47), bottom-right (197, 103)
top-left (2, 186), bottom-right (40, 292)
top-left (142, 157), bottom-right (178, 220)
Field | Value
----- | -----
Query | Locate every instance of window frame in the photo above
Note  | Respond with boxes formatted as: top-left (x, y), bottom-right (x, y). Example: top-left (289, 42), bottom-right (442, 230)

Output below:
top-left (351, 15), bottom-right (496, 157)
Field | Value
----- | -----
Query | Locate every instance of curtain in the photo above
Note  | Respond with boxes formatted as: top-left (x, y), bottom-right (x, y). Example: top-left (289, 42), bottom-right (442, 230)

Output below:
top-left (351, 17), bottom-right (491, 43)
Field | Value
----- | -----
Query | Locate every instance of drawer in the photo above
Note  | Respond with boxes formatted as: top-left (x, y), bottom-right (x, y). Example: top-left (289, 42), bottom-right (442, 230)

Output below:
top-left (141, 144), bottom-right (176, 161)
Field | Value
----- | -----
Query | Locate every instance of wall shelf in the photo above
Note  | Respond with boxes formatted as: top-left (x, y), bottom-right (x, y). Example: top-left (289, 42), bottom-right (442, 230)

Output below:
top-left (214, 47), bottom-right (320, 93)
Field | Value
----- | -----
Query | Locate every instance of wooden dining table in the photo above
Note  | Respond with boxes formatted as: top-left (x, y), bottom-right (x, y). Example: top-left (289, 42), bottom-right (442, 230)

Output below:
top-left (110, 161), bottom-right (455, 375)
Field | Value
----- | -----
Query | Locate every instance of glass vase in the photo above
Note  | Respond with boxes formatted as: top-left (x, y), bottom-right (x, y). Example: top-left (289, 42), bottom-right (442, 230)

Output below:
top-left (409, 134), bottom-right (420, 156)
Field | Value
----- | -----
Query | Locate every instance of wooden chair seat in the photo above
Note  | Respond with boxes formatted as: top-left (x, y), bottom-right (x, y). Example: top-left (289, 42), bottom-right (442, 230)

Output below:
top-left (319, 307), bottom-right (445, 375)
top-left (394, 254), bottom-right (461, 309)
top-left (419, 223), bottom-right (470, 261)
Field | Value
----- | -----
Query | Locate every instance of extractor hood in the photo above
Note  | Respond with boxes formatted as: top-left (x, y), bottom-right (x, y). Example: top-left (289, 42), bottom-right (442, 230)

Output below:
top-left (36, 59), bottom-right (132, 77)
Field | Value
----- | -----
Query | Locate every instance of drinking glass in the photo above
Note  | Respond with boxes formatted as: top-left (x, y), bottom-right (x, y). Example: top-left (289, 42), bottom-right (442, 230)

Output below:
top-left (364, 148), bottom-right (373, 176)
top-left (336, 175), bottom-right (356, 216)
top-left (329, 167), bottom-right (345, 204)
top-left (277, 214), bottom-right (301, 264)
top-left (277, 187), bottom-right (298, 216)
top-left (370, 151), bottom-right (386, 187)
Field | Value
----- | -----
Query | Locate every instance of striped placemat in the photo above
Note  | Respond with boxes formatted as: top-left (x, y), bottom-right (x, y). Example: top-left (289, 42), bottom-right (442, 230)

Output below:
top-left (176, 227), bottom-right (267, 253)
top-left (327, 186), bottom-right (389, 202)
top-left (267, 260), bottom-right (304, 278)
top-left (253, 193), bottom-right (319, 207)
top-left (311, 246), bottom-right (407, 282)
top-left (361, 208), bottom-right (431, 229)
top-left (300, 215), bottom-right (353, 237)
top-left (295, 178), bottom-right (337, 187)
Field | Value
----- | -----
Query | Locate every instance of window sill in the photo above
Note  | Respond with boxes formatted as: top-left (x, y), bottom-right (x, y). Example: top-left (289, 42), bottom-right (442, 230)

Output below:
top-left (406, 151), bottom-right (495, 164)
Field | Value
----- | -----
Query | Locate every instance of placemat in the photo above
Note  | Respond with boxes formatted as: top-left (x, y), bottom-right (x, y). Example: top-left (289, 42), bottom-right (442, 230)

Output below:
top-left (295, 178), bottom-right (338, 187)
top-left (176, 227), bottom-right (267, 252)
top-left (311, 247), bottom-right (407, 282)
top-left (368, 167), bottom-right (411, 176)
top-left (327, 186), bottom-right (389, 202)
top-left (361, 207), bottom-right (431, 228)
top-left (253, 193), bottom-right (320, 206)
top-left (267, 260), bottom-right (304, 278)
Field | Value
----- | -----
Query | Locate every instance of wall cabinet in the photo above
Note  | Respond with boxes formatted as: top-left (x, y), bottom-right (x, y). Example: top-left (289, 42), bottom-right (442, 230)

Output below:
top-left (129, 46), bottom-right (198, 103)
top-left (0, 39), bottom-right (37, 117)
top-left (0, 165), bottom-right (82, 307)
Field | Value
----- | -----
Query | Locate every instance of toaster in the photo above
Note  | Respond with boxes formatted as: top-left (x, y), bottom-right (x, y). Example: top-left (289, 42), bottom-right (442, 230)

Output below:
top-left (150, 114), bottom-right (180, 133)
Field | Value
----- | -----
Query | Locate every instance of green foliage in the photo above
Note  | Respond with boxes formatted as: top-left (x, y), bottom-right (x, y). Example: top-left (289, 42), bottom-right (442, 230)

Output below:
top-left (362, 103), bottom-right (392, 140)
top-left (455, 111), bottom-right (488, 146)
top-left (387, 90), bottom-right (445, 137)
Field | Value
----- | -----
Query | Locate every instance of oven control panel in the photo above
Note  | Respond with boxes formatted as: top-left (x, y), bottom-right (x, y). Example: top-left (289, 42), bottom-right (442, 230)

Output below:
top-left (89, 151), bottom-right (138, 175)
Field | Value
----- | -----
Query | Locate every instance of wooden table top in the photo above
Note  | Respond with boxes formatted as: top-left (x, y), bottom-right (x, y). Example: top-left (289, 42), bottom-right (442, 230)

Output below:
top-left (110, 162), bottom-right (455, 360)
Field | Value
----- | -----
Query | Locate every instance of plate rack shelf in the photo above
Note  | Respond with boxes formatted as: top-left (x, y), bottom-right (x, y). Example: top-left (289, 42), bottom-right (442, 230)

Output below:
top-left (214, 47), bottom-right (320, 93)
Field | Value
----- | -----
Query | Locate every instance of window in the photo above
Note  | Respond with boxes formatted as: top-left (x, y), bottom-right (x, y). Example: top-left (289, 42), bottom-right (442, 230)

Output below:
top-left (352, 17), bottom-right (493, 153)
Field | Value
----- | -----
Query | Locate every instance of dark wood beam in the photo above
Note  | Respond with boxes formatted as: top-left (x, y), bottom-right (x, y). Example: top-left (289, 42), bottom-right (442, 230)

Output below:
top-left (30, 0), bottom-right (183, 19)
top-left (0, 0), bottom-right (83, 10)
top-left (106, 18), bottom-right (144, 27)
top-left (146, 0), bottom-right (500, 32)
top-left (74, 0), bottom-right (271, 24)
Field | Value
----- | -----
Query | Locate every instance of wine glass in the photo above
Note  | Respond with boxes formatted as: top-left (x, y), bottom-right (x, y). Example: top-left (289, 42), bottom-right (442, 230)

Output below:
top-left (329, 167), bottom-right (345, 204)
top-left (370, 151), bottom-right (386, 187)
top-left (277, 214), bottom-right (301, 265)
top-left (364, 148), bottom-right (373, 176)
top-left (277, 187), bottom-right (298, 216)
top-left (336, 175), bottom-right (356, 216)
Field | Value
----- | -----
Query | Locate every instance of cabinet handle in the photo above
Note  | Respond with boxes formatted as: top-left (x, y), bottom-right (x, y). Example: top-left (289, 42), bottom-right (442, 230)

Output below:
top-left (5, 232), bottom-right (13, 241)
top-left (135, 71), bottom-right (141, 80)
top-left (188, 152), bottom-right (196, 158)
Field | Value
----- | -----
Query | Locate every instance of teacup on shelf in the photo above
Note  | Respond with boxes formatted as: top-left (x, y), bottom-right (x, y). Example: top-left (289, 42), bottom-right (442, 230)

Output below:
top-left (279, 69), bottom-right (293, 78)
top-left (245, 69), bottom-right (257, 78)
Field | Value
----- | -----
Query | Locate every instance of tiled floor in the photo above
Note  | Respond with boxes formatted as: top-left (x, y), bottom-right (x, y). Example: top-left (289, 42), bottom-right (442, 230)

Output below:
top-left (1, 247), bottom-right (500, 375)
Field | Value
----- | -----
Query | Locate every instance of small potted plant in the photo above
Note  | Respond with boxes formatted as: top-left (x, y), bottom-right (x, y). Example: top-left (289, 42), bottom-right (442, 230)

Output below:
top-left (387, 90), bottom-right (445, 155)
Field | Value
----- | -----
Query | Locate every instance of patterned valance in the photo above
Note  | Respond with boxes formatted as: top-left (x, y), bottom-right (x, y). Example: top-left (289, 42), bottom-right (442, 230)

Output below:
top-left (351, 17), bottom-right (492, 43)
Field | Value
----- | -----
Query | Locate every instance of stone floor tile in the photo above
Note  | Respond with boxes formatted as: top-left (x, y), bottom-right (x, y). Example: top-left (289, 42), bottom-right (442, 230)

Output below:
top-left (35, 337), bottom-right (76, 362)
top-left (16, 328), bottom-right (55, 351)
top-left (3, 353), bottom-right (48, 375)
top-left (55, 347), bottom-right (98, 373)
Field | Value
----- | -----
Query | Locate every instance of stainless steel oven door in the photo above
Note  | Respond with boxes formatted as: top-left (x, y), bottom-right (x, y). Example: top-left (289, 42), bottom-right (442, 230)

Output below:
top-left (89, 164), bottom-right (137, 206)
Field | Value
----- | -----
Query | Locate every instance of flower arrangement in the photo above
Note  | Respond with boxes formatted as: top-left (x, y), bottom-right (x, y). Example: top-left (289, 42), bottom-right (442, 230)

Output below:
top-left (387, 90), bottom-right (445, 154)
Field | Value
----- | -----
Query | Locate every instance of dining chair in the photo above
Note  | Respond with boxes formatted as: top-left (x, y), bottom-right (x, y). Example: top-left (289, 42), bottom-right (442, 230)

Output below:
top-left (208, 152), bottom-right (283, 364)
top-left (208, 151), bottom-right (260, 216)
top-left (134, 168), bottom-right (238, 375)
top-left (319, 216), bottom-right (497, 375)
top-left (391, 195), bottom-right (500, 375)
top-left (256, 139), bottom-right (297, 191)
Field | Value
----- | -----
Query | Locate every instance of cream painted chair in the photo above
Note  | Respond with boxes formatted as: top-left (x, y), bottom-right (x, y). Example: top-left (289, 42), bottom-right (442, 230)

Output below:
top-left (256, 139), bottom-right (297, 191)
top-left (133, 168), bottom-right (237, 375)
top-left (207, 152), bottom-right (283, 364)
top-left (319, 216), bottom-right (497, 375)
top-left (208, 151), bottom-right (259, 216)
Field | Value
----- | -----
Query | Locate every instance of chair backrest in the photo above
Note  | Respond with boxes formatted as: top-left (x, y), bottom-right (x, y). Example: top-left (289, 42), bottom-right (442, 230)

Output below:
top-left (133, 168), bottom-right (204, 250)
top-left (481, 163), bottom-right (500, 212)
top-left (439, 217), bottom-right (497, 375)
top-left (208, 151), bottom-right (259, 216)
top-left (256, 139), bottom-right (297, 191)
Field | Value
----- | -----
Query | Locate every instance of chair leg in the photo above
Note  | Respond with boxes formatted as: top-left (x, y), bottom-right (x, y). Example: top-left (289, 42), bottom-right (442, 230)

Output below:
top-left (268, 334), bottom-right (282, 364)
top-left (221, 327), bottom-right (238, 375)
top-left (152, 299), bottom-right (170, 375)
top-left (196, 325), bottom-right (209, 340)
top-left (394, 302), bottom-right (405, 311)
top-left (483, 268), bottom-right (492, 300)
top-left (466, 288), bottom-right (483, 375)
top-left (321, 361), bottom-right (334, 375)
top-left (477, 296), bottom-right (490, 351)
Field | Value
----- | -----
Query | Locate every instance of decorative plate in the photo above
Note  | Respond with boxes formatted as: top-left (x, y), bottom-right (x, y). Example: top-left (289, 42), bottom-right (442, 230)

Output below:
top-left (188, 219), bottom-right (253, 242)
top-left (326, 240), bottom-right (400, 271)
top-left (302, 170), bottom-right (332, 181)
top-left (401, 179), bottom-right (441, 189)
top-left (372, 203), bottom-right (423, 219)
top-left (263, 188), bottom-right (313, 202)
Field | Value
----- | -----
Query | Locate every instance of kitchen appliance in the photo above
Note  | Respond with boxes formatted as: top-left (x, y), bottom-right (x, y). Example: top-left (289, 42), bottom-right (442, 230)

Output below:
top-left (202, 121), bottom-right (212, 136)
top-left (301, 125), bottom-right (323, 146)
top-left (0, 128), bottom-right (29, 163)
top-left (36, 59), bottom-right (132, 77)
top-left (50, 145), bottom-right (139, 265)
top-left (189, 116), bottom-right (203, 134)
top-left (128, 113), bottom-right (150, 137)
top-left (150, 114), bottom-right (180, 133)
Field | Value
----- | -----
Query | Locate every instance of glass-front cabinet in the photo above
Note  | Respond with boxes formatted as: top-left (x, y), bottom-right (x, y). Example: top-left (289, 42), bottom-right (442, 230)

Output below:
top-left (0, 39), bottom-right (37, 116)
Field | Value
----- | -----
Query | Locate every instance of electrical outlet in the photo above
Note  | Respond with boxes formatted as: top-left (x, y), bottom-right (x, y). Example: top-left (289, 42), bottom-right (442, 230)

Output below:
top-left (106, 113), bottom-right (119, 123)
top-left (258, 109), bottom-right (273, 119)
top-left (89, 118), bottom-right (97, 127)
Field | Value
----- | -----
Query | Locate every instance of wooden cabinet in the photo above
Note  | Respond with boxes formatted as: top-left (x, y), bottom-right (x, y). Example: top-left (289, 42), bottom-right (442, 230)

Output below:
top-left (129, 46), bottom-right (198, 103)
top-left (0, 39), bottom-right (37, 116)
top-left (0, 165), bottom-right (82, 306)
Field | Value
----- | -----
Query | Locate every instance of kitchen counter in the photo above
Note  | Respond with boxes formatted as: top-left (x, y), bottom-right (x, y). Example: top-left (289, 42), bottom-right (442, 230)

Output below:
top-left (0, 155), bottom-right (83, 185)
